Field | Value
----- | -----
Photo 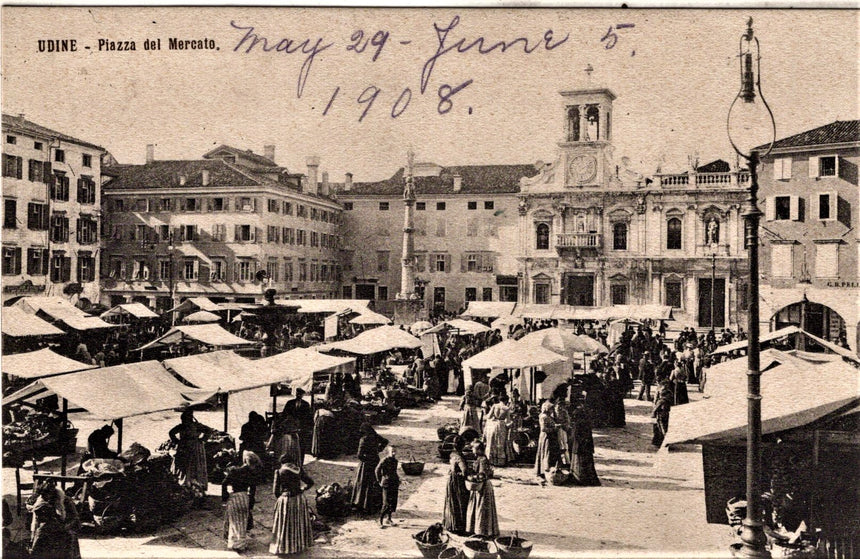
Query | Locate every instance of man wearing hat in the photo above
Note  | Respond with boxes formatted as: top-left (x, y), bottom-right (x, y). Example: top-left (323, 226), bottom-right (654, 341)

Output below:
top-left (282, 387), bottom-right (313, 452)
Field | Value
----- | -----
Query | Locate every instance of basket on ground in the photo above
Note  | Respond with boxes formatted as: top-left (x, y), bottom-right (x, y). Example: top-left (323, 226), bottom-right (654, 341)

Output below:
top-left (549, 468), bottom-right (570, 486)
top-left (412, 530), bottom-right (450, 559)
top-left (462, 538), bottom-right (499, 559)
top-left (438, 547), bottom-right (463, 559)
top-left (402, 461), bottom-right (425, 476)
top-left (463, 477), bottom-right (484, 492)
top-left (496, 532), bottom-right (533, 559)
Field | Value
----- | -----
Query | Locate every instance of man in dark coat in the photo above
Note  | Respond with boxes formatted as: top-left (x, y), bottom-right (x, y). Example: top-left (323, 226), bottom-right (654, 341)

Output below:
top-left (282, 388), bottom-right (314, 452)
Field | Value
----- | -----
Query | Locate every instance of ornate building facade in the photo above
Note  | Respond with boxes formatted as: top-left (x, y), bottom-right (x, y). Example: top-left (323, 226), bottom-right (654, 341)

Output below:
top-left (517, 88), bottom-right (752, 330)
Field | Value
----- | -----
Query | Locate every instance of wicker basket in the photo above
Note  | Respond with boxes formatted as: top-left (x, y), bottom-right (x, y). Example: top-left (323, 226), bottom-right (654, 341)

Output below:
top-left (462, 539), bottom-right (499, 559)
top-left (464, 478), bottom-right (484, 492)
top-left (402, 461), bottom-right (425, 476)
top-left (438, 547), bottom-right (463, 559)
top-left (549, 468), bottom-right (570, 486)
top-left (412, 531), bottom-right (450, 559)
top-left (496, 532), bottom-right (533, 559)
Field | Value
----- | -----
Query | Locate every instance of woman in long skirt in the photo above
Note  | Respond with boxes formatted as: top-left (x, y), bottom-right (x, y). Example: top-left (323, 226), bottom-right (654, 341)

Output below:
top-left (534, 401), bottom-right (559, 479)
top-left (169, 410), bottom-right (212, 496)
top-left (222, 452), bottom-right (261, 551)
top-left (310, 406), bottom-right (337, 459)
top-left (465, 442), bottom-right (499, 539)
top-left (670, 363), bottom-right (689, 406)
top-left (352, 423), bottom-right (389, 514)
top-left (570, 401), bottom-right (600, 486)
top-left (460, 386), bottom-right (482, 434)
top-left (483, 396), bottom-right (511, 467)
top-left (442, 435), bottom-right (470, 535)
top-left (268, 415), bottom-right (303, 468)
top-left (270, 459), bottom-right (315, 556)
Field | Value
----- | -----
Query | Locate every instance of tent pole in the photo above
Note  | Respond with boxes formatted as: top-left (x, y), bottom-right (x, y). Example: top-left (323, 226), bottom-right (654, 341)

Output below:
top-left (272, 390), bottom-right (278, 417)
top-left (60, 398), bottom-right (68, 480)
top-left (223, 394), bottom-right (229, 432)
top-left (116, 418), bottom-right (123, 453)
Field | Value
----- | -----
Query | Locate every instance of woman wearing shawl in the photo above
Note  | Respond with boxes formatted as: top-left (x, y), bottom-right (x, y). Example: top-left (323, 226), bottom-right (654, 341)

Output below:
top-left (459, 385), bottom-right (482, 434)
top-left (534, 400), bottom-right (560, 479)
top-left (442, 435), bottom-right (470, 535)
top-left (222, 451), bottom-right (262, 551)
top-left (465, 441), bottom-right (500, 538)
top-left (270, 457), bottom-right (315, 556)
top-left (168, 410), bottom-right (212, 496)
top-left (351, 422), bottom-right (389, 514)
top-left (484, 395), bottom-right (512, 467)
top-left (570, 396), bottom-right (601, 486)
top-left (268, 414), bottom-right (303, 469)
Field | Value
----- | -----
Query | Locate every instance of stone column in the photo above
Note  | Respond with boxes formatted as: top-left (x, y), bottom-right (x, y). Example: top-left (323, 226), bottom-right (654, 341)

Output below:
top-left (579, 105), bottom-right (589, 141)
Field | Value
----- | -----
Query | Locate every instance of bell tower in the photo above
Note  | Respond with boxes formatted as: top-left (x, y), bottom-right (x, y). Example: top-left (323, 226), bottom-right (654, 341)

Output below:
top-left (558, 71), bottom-right (616, 188)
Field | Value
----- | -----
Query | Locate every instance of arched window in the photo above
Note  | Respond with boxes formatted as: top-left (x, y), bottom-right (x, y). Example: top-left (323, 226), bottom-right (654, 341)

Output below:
top-left (667, 218), bottom-right (682, 250)
top-left (612, 222), bottom-right (628, 250)
top-left (566, 107), bottom-right (580, 142)
top-left (536, 223), bottom-right (550, 250)
top-left (585, 105), bottom-right (600, 141)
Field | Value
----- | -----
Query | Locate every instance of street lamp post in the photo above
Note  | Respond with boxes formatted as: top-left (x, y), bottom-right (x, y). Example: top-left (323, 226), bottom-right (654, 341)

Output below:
top-left (167, 234), bottom-right (176, 326)
top-left (711, 251), bottom-right (717, 334)
top-left (726, 18), bottom-right (776, 559)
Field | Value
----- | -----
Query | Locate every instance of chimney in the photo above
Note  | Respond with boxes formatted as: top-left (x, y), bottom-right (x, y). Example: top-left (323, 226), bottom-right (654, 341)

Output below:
top-left (344, 172), bottom-right (353, 191)
top-left (146, 144), bottom-right (155, 164)
top-left (263, 145), bottom-right (275, 162)
top-left (321, 171), bottom-right (329, 196)
top-left (305, 156), bottom-right (320, 195)
top-left (453, 174), bottom-right (462, 192)
top-left (201, 169), bottom-right (210, 186)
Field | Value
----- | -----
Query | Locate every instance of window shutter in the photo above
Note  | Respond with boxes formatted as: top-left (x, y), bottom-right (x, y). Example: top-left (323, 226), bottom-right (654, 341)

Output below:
top-left (233, 224), bottom-right (240, 242)
top-left (460, 254), bottom-right (467, 272)
top-left (812, 194), bottom-right (819, 220)
top-left (15, 157), bottom-right (22, 179)
top-left (808, 156), bottom-right (819, 178)
top-left (62, 256), bottom-right (71, 282)
top-left (207, 198), bottom-right (213, 211)
top-left (40, 249), bottom-right (48, 275)
top-left (28, 159), bottom-right (35, 181)
top-left (13, 247), bottom-right (21, 275)
top-left (765, 197), bottom-right (775, 221)
top-left (790, 195), bottom-right (801, 221)
top-left (199, 260), bottom-right (210, 283)
top-left (255, 227), bottom-right (263, 243)
top-left (142, 264), bottom-right (150, 280)
top-left (76, 219), bottom-right (82, 243)
top-left (193, 260), bottom-right (199, 280)
top-left (782, 158), bottom-right (792, 179)
top-left (42, 161), bottom-right (52, 183)
top-left (445, 254), bottom-right (452, 273)
top-left (828, 192), bottom-right (837, 219)
top-left (253, 198), bottom-right (259, 213)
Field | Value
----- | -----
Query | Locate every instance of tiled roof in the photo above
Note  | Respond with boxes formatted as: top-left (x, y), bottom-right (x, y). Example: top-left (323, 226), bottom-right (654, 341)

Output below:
top-left (104, 159), bottom-right (265, 190)
top-left (346, 164), bottom-right (539, 196)
top-left (757, 120), bottom-right (860, 151)
top-left (2, 113), bottom-right (105, 152)
top-left (696, 159), bottom-right (730, 173)
top-left (203, 144), bottom-right (278, 167)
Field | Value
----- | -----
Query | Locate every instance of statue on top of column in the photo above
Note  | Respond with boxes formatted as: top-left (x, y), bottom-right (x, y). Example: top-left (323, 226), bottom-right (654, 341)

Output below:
top-left (403, 149), bottom-right (416, 202)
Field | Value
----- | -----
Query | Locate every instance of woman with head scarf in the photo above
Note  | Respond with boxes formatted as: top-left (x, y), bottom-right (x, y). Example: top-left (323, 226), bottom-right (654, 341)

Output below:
top-left (570, 395), bottom-right (600, 486)
top-left (374, 445), bottom-right (400, 527)
top-left (459, 385), bottom-right (482, 435)
top-left (240, 411), bottom-right (269, 457)
top-left (465, 441), bottom-right (499, 538)
top-left (670, 358), bottom-right (689, 406)
top-left (351, 422), bottom-right (389, 514)
top-left (222, 451), bottom-right (262, 551)
top-left (168, 410), bottom-right (212, 497)
top-left (442, 435), bottom-right (470, 535)
top-left (268, 415), bottom-right (303, 470)
top-left (651, 382), bottom-right (673, 447)
top-left (534, 400), bottom-right (560, 480)
top-left (28, 498), bottom-right (70, 559)
top-left (484, 395), bottom-right (512, 467)
top-left (269, 457), bottom-right (315, 556)
top-left (310, 404), bottom-right (337, 459)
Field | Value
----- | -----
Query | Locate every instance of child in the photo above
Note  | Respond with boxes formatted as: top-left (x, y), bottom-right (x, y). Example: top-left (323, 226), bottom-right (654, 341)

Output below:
top-left (375, 445), bottom-right (400, 527)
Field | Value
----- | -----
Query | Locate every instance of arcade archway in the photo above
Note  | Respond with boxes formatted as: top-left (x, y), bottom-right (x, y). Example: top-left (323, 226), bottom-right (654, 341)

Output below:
top-left (771, 300), bottom-right (847, 347)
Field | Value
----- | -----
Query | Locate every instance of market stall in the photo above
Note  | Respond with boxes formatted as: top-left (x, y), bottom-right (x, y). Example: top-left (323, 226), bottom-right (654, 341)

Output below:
top-left (460, 301), bottom-right (517, 320)
top-left (709, 325), bottom-right (859, 364)
top-left (518, 327), bottom-right (608, 380)
top-left (424, 319), bottom-right (491, 337)
top-left (182, 310), bottom-right (221, 324)
top-left (1, 306), bottom-right (65, 353)
top-left (134, 323), bottom-right (256, 359)
top-left (99, 302), bottom-right (160, 325)
top-left (12, 296), bottom-right (116, 332)
top-left (349, 309), bottom-right (392, 326)
top-left (2, 348), bottom-right (96, 396)
top-left (321, 324), bottom-right (422, 356)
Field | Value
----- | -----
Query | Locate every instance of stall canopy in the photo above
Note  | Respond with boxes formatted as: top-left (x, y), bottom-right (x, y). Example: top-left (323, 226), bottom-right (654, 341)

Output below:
top-left (709, 325), bottom-right (859, 363)
top-left (2, 361), bottom-right (214, 421)
top-left (100, 302), bottom-right (160, 320)
top-left (291, 299), bottom-right (371, 315)
top-left (424, 319), bottom-right (491, 336)
top-left (183, 310), bottom-right (222, 324)
top-left (349, 310), bottom-right (392, 325)
top-left (518, 327), bottom-right (608, 360)
top-left (166, 297), bottom-right (224, 314)
top-left (257, 348), bottom-right (356, 393)
top-left (163, 350), bottom-right (262, 393)
top-left (663, 356), bottom-right (859, 446)
top-left (134, 324), bottom-right (255, 351)
top-left (2, 348), bottom-right (96, 379)
top-left (1, 306), bottom-right (64, 337)
top-left (460, 301), bottom-right (517, 319)
top-left (513, 304), bottom-right (673, 321)
top-left (321, 325), bottom-right (422, 355)
top-left (12, 297), bottom-right (116, 331)
top-left (462, 338), bottom-right (568, 370)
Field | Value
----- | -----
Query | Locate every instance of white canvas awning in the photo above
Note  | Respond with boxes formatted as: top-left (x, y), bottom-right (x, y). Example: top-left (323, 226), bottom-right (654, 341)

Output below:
top-left (12, 296), bottom-right (115, 331)
top-left (183, 310), bottom-right (222, 323)
top-left (256, 348), bottom-right (356, 393)
top-left (1, 307), bottom-right (64, 337)
top-left (135, 324), bottom-right (255, 351)
top-left (100, 302), bottom-right (160, 320)
top-left (518, 327), bottom-right (608, 359)
top-left (290, 299), bottom-right (370, 315)
top-left (460, 301), bottom-right (517, 319)
top-left (167, 297), bottom-right (223, 314)
top-left (2, 361), bottom-right (214, 421)
top-left (462, 338), bottom-right (568, 370)
top-left (349, 310), bottom-right (392, 325)
top-left (710, 326), bottom-right (859, 363)
top-left (320, 325), bottom-right (422, 355)
top-left (163, 350), bottom-right (267, 394)
top-left (2, 348), bottom-right (96, 379)
top-left (424, 319), bottom-right (491, 336)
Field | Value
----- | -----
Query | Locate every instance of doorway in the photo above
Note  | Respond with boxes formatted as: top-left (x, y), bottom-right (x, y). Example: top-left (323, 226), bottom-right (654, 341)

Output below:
top-left (698, 278), bottom-right (725, 328)
top-left (355, 284), bottom-right (375, 300)
top-left (566, 275), bottom-right (594, 306)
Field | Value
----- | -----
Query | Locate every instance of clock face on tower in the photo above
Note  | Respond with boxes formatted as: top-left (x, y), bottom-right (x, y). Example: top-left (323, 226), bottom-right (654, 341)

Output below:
top-left (568, 154), bottom-right (597, 184)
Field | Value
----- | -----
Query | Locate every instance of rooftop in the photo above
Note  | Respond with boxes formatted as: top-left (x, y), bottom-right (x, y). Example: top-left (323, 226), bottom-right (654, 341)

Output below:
top-left (756, 120), bottom-right (860, 152)
top-left (1, 113), bottom-right (106, 152)
top-left (344, 164), bottom-right (539, 196)
top-left (104, 159), bottom-right (265, 190)
top-left (203, 144), bottom-right (278, 167)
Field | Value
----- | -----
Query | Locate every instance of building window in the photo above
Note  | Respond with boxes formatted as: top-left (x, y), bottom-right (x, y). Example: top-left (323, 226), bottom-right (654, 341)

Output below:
top-left (377, 286), bottom-right (388, 300)
top-left (282, 201), bottom-right (292, 215)
top-left (3, 199), bottom-right (16, 229)
top-left (296, 229), bottom-right (306, 245)
top-left (467, 201), bottom-right (477, 210)
top-left (77, 217), bottom-right (98, 244)
top-left (54, 149), bottom-right (65, 163)
top-left (665, 279), bottom-right (682, 309)
top-left (178, 259), bottom-right (195, 280)
top-left (536, 223), bottom-right (550, 250)
top-left (465, 287), bottom-right (477, 301)
top-left (237, 260), bottom-right (253, 282)
top-left (378, 202), bottom-right (389, 211)
top-left (416, 202), bottom-right (426, 211)
top-left (182, 198), bottom-right (199, 212)
top-left (2, 154), bottom-right (23, 178)
top-left (50, 215), bottom-right (69, 243)
top-left (774, 196), bottom-right (791, 220)
top-left (34, 141), bottom-right (43, 150)
top-left (283, 227), bottom-right (295, 245)
top-left (415, 253), bottom-right (426, 273)
top-left (612, 222), bottom-right (627, 250)
top-left (284, 260), bottom-right (293, 282)
top-left (770, 244), bottom-right (793, 278)
top-left (774, 158), bottom-right (792, 180)
top-left (2, 246), bottom-right (21, 275)
top-left (435, 218), bottom-right (446, 237)
top-left (206, 197), bottom-right (223, 211)
top-left (132, 259), bottom-right (149, 280)
top-left (28, 160), bottom-right (51, 183)
top-left (77, 177), bottom-right (96, 204)
top-left (666, 218), bottom-right (682, 250)
top-left (484, 201), bottom-right (494, 210)
top-left (27, 248), bottom-right (49, 275)
top-left (817, 192), bottom-right (836, 221)
top-left (159, 259), bottom-right (172, 281)
top-left (534, 282), bottom-right (550, 304)
top-left (298, 261), bottom-right (307, 282)
top-left (267, 199), bottom-right (280, 213)
top-left (49, 252), bottom-right (71, 283)
top-left (82, 154), bottom-right (92, 168)
top-left (297, 204), bottom-right (307, 218)
top-left (210, 223), bottom-right (226, 242)
top-left (466, 253), bottom-right (478, 272)
top-left (819, 156), bottom-right (837, 177)
top-left (434, 253), bottom-right (449, 273)
top-left (267, 260), bottom-right (280, 282)
top-left (610, 284), bottom-right (628, 305)
top-left (436, 202), bottom-right (446, 211)
top-left (5, 135), bottom-right (16, 144)
top-left (376, 251), bottom-right (390, 272)
top-left (235, 225), bottom-right (253, 242)
top-left (77, 253), bottom-right (95, 282)
top-left (482, 287), bottom-right (493, 301)
top-left (814, 243), bottom-right (839, 278)
top-left (29, 205), bottom-right (52, 233)
top-left (49, 173), bottom-right (69, 201)
top-left (466, 217), bottom-right (479, 237)
top-left (343, 202), bottom-right (353, 210)
top-left (267, 225), bottom-right (280, 243)
top-left (310, 231), bottom-right (319, 247)
top-left (179, 224), bottom-right (196, 241)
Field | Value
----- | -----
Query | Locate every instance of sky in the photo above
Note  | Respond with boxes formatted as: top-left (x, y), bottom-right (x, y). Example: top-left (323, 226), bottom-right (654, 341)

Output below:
top-left (2, 7), bottom-right (857, 182)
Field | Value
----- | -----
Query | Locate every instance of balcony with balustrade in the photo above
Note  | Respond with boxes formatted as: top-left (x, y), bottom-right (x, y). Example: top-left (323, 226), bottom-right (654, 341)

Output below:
top-left (556, 232), bottom-right (602, 253)
top-left (655, 170), bottom-right (750, 188)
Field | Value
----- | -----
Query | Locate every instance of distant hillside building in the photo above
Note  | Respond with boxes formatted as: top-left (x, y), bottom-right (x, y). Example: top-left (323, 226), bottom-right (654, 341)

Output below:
top-left (755, 120), bottom-right (859, 350)
top-left (1, 114), bottom-right (106, 306)
top-left (101, 146), bottom-right (342, 310)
